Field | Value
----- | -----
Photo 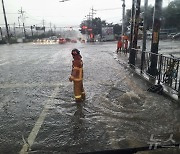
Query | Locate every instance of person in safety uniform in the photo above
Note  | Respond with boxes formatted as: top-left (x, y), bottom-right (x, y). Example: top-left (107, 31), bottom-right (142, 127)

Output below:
top-left (69, 49), bottom-right (85, 102)
top-left (124, 39), bottom-right (128, 55)
top-left (117, 37), bottom-right (122, 53)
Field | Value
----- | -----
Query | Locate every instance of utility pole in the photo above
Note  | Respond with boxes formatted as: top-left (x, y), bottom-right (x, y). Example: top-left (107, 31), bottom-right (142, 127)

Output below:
top-left (121, 0), bottom-right (126, 51)
top-left (140, 0), bottom-right (148, 71)
top-left (54, 25), bottom-right (56, 35)
top-left (8, 24), bottom-right (10, 35)
top-left (129, 0), bottom-right (135, 58)
top-left (90, 7), bottom-right (96, 42)
top-left (91, 7), bottom-right (96, 20)
top-left (129, 0), bottom-right (141, 66)
top-left (0, 27), bottom-right (3, 40)
top-left (18, 17), bottom-right (21, 28)
top-left (18, 16), bottom-right (24, 37)
top-left (18, 7), bottom-right (27, 39)
top-left (36, 24), bottom-right (39, 36)
top-left (142, 0), bottom-right (148, 52)
top-left (147, 0), bottom-right (162, 76)
top-left (2, 0), bottom-right (10, 43)
top-left (42, 19), bottom-right (45, 33)
top-left (30, 25), bottom-right (34, 37)
top-left (50, 22), bottom-right (52, 36)
top-left (121, 0), bottom-right (125, 36)
top-left (13, 23), bottom-right (16, 37)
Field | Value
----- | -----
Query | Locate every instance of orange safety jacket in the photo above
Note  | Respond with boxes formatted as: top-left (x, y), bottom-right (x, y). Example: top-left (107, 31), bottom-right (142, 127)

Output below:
top-left (70, 59), bottom-right (83, 81)
top-left (117, 40), bottom-right (122, 48)
top-left (124, 41), bottom-right (128, 49)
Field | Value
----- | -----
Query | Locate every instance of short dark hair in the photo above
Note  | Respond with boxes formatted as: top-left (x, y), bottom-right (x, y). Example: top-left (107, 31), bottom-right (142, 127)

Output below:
top-left (71, 48), bottom-right (80, 56)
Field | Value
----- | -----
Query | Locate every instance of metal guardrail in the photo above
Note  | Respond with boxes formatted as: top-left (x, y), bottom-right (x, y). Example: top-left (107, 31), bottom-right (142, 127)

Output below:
top-left (137, 51), bottom-right (180, 97)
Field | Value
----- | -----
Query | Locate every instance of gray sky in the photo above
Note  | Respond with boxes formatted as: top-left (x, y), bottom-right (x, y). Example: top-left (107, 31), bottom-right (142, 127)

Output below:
top-left (0, 0), bottom-right (171, 28)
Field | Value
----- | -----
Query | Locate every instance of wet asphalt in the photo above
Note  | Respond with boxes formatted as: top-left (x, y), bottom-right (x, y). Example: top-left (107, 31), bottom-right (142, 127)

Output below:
top-left (0, 41), bottom-right (180, 154)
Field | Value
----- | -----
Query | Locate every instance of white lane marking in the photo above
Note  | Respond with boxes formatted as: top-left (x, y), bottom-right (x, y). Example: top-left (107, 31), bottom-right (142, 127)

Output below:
top-left (19, 85), bottom-right (60, 154)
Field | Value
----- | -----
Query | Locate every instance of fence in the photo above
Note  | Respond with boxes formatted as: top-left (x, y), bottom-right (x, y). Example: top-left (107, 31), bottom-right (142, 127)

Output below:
top-left (133, 50), bottom-right (180, 100)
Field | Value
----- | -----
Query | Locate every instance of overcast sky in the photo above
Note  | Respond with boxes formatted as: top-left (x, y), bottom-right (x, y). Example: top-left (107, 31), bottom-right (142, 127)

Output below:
top-left (0, 0), bottom-right (171, 28)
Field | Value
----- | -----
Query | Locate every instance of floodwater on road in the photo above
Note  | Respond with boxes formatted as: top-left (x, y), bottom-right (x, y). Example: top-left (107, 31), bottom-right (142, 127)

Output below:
top-left (0, 41), bottom-right (180, 154)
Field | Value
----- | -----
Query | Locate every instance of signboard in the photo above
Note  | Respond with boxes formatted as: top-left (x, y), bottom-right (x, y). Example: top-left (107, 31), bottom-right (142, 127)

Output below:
top-left (35, 27), bottom-right (45, 31)
top-left (102, 27), bottom-right (113, 36)
top-left (101, 27), bottom-right (114, 41)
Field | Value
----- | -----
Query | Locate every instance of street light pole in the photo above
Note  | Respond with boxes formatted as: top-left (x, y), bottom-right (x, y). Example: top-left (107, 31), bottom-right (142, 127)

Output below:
top-left (121, 0), bottom-right (125, 36)
top-left (129, 0), bottom-right (141, 66)
top-left (2, 0), bottom-right (10, 43)
top-left (147, 0), bottom-right (163, 76)
top-left (140, 0), bottom-right (148, 72)
top-left (0, 27), bottom-right (3, 40)
top-left (18, 7), bottom-right (27, 39)
top-left (129, 0), bottom-right (135, 60)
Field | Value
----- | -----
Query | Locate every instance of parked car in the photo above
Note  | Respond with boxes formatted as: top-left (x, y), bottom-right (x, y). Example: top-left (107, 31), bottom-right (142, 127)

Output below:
top-left (71, 39), bottom-right (77, 43)
top-left (172, 33), bottom-right (180, 40)
top-left (58, 38), bottom-right (66, 44)
top-left (81, 39), bottom-right (85, 43)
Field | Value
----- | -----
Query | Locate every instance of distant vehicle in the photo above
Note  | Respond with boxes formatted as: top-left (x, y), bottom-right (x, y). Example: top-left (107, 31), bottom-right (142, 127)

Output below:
top-left (81, 39), bottom-right (85, 43)
top-left (58, 38), bottom-right (66, 44)
top-left (172, 33), bottom-right (180, 40)
top-left (48, 36), bottom-right (58, 43)
top-left (65, 38), bottom-right (71, 42)
top-left (167, 33), bottom-right (176, 39)
top-left (71, 39), bottom-right (77, 43)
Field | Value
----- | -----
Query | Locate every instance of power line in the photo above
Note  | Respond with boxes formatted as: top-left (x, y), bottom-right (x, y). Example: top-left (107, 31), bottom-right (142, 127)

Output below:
top-left (96, 7), bottom-right (122, 11)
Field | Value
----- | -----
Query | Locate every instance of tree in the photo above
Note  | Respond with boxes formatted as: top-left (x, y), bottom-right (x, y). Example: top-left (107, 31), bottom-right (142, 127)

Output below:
top-left (92, 17), bottom-right (102, 35)
top-left (162, 0), bottom-right (180, 30)
top-left (113, 24), bottom-right (122, 35)
top-left (79, 17), bottom-right (107, 35)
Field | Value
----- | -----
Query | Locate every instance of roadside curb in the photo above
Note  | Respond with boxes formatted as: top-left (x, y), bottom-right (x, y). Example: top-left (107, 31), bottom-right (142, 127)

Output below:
top-left (113, 51), bottom-right (179, 103)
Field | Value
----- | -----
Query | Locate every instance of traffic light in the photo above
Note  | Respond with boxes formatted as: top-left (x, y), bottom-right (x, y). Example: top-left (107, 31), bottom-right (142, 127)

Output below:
top-left (82, 26), bottom-right (87, 29)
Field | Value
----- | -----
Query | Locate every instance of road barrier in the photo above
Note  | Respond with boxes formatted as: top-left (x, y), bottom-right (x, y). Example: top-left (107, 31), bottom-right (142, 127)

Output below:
top-left (131, 50), bottom-right (180, 101)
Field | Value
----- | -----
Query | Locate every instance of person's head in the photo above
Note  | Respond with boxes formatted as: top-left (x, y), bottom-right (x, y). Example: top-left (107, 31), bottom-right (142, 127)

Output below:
top-left (71, 48), bottom-right (81, 59)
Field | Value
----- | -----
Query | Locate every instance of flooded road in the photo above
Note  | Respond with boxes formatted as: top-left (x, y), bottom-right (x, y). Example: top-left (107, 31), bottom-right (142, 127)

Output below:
top-left (0, 41), bottom-right (180, 154)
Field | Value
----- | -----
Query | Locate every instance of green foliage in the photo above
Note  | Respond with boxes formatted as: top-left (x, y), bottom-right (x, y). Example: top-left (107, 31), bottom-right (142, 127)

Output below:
top-left (79, 17), bottom-right (106, 35)
top-left (162, 0), bottom-right (180, 30)
top-left (125, 0), bottom-right (180, 32)
top-left (79, 0), bottom-right (180, 36)
top-left (113, 24), bottom-right (122, 35)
